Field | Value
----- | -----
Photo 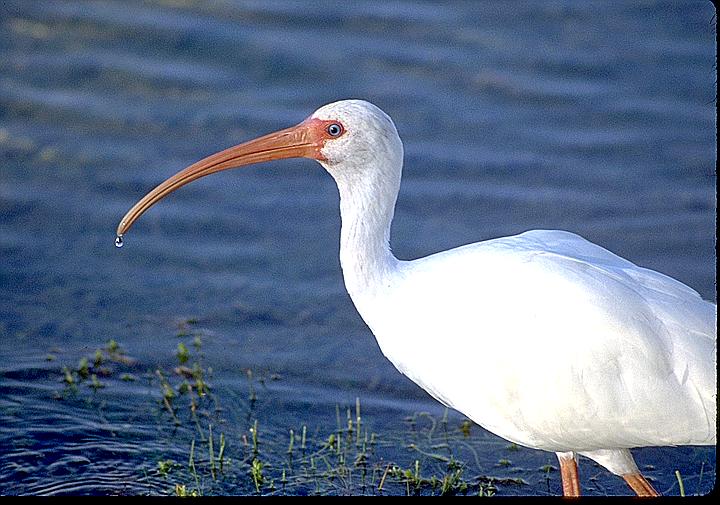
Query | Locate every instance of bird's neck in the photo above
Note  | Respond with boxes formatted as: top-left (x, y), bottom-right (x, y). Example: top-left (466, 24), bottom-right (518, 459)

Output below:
top-left (335, 170), bottom-right (400, 302)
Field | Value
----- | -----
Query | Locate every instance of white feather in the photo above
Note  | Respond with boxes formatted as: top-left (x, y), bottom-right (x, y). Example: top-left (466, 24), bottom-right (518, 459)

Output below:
top-left (314, 99), bottom-right (716, 480)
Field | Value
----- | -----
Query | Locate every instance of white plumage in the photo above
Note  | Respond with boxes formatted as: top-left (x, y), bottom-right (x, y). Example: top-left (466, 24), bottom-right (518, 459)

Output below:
top-left (117, 99), bottom-right (717, 496)
top-left (367, 230), bottom-right (715, 463)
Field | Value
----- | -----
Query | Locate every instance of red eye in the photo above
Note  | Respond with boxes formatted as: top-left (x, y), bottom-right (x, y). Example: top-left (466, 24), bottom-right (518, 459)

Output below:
top-left (326, 123), bottom-right (343, 137)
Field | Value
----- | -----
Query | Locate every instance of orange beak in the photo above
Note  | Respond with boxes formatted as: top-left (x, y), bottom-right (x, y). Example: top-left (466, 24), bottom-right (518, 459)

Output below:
top-left (116, 117), bottom-right (331, 241)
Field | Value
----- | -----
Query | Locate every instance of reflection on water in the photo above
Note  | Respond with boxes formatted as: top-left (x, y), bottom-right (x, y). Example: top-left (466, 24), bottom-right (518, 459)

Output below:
top-left (0, 0), bottom-right (715, 495)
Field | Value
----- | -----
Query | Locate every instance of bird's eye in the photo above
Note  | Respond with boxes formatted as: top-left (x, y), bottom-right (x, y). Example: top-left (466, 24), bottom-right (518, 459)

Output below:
top-left (327, 123), bottom-right (343, 137)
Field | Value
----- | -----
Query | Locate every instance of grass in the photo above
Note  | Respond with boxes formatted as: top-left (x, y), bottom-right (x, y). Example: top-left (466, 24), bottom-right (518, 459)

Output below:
top-left (52, 331), bottom-right (521, 496)
top-left (675, 470), bottom-right (685, 497)
top-left (47, 319), bottom-right (714, 496)
top-left (147, 397), bottom-right (528, 496)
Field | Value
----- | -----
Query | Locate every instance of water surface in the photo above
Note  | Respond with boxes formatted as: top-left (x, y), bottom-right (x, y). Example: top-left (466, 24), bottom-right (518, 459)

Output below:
top-left (0, 0), bottom-right (716, 495)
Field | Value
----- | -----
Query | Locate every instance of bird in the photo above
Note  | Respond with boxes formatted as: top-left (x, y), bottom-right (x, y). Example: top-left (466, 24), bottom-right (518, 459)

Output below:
top-left (116, 100), bottom-right (716, 496)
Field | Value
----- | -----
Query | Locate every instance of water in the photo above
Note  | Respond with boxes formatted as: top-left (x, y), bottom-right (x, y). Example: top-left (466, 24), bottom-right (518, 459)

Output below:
top-left (0, 0), bottom-right (716, 496)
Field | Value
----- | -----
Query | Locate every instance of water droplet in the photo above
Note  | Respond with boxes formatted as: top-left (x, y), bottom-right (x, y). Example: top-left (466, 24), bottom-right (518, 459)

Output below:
top-left (115, 235), bottom-right (124, 248)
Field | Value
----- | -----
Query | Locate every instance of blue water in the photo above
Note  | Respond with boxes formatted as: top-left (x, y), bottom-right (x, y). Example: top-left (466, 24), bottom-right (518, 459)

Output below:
top-left (0, 0), bottom-right (715, 496)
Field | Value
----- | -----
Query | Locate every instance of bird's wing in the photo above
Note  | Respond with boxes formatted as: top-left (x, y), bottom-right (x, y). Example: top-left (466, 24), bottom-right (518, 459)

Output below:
top-left (507, 229), bottom-right (638, 269)
top-left (510, 229), bottom-right (715, 340)
top-left (516, 229), bottom-right (703, 290)
top-left (387, 229), bottom-right (716, 449)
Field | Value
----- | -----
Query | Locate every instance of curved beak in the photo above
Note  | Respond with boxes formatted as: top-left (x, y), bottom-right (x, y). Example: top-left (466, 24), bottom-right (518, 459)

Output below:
top-left (116, 118), bottom-right (326, 240)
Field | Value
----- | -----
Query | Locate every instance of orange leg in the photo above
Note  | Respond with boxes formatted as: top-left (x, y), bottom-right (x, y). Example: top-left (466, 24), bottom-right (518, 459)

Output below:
top-left (623, 472), bottom-right (660, 497)
top-left (556, 452), bottom-right (581, 497)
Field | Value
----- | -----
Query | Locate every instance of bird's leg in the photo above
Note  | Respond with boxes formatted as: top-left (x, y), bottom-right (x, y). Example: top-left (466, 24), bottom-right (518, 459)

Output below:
top-left (622, 472), bottom-right (660, 497)
top-left (556, 451), bottom-right (581, 497)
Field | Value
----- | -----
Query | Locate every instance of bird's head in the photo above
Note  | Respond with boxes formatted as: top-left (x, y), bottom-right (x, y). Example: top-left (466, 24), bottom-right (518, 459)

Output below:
top-left (310, 100), bottom-right (402, 176)
top-left (115, 99), bottom-right (402, 241)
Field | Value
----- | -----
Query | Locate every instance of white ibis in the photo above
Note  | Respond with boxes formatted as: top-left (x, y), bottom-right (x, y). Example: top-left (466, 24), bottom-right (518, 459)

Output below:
top-left (116, 100), bottom-right (716, 496)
